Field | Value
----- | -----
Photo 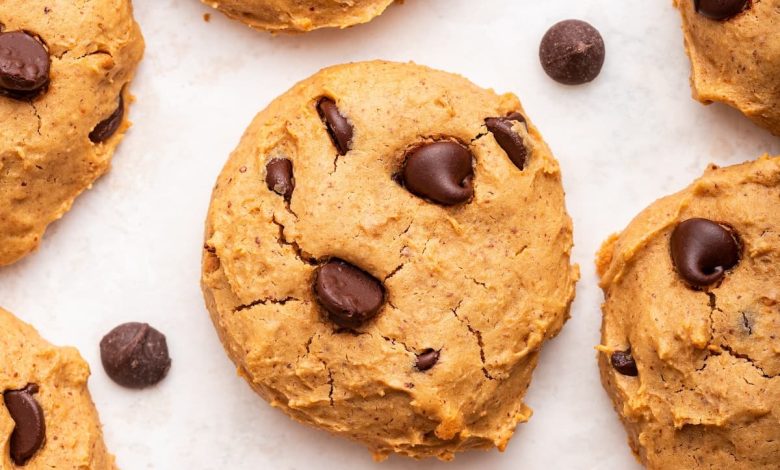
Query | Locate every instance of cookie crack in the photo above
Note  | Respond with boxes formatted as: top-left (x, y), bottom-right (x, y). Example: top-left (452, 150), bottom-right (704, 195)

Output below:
top-left (233, 296), bottom-right (297, 313)
top-left (271, 216), bottom-right (318, 265)
top-left (451, 302), bottom-right (494, 381)
top-left (322, 361), bottom-right (335, 406)
top-left (383, 263), bottom-right (405, 282)
top-left (378, 333), bottom-right (413, 354)
top-left (29, 102), bottom-right (42, 136)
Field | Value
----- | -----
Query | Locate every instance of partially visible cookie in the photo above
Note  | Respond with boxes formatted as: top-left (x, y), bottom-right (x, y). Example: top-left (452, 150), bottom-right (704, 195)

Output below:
top-left (0, 0), bottom-right (145, 266)
top-left (0, 307), bottom-right (115, 468)
top-left (597, 155), bottom-right (780, 468)
top-left (674, 0), bottom-right (780, 135)
top-left (202, 0), bottom-right (396, 33)
top-left (201, 61), bottom-right (579, 460)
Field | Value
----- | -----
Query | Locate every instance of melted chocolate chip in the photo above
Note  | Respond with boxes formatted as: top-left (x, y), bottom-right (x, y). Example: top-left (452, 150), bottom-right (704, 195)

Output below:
top-left (0, 31), bottom-right (50, 100)
top-left (694, 0), bottom-right (750, 20)
top-left (265, 158), bottom-right (295, 200)
top-left (100, 322), bottom-right (171, 389)
top-left (485, 113), bottom-right (528, 170)
top-left (89, 93), bottom-right (125, 143)
top-left (317, 98), bottom-right (353, 155)
top-left (314, 259), bottom-right (384, 329)
top-left (539, 19), bottom-right (605, 85)
top-left (670, 218), bottom-right (740, 288)
top-left (611, 349), bottom-right (638, 377)
top-left (3, 384), bottom-right (45, 465)
top-left (415, 349), bottom-right (440, 371)
top-left (402, 141), bottom-right (474, 205)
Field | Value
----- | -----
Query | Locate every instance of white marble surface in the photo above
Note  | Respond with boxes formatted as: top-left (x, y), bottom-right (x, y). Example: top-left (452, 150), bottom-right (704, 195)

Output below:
top-left (2, 0), bottom-right (779, 468)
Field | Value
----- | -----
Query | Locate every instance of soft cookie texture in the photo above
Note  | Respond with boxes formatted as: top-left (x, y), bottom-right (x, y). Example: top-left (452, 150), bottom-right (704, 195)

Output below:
top-left (0, 0), bottom-right (144, 266)
top-left (0, 307), bottom-right (115, 468)
top-left (597, 155), bottom-right (780, 469)
top-left (202, 0), bottom-right (395, 33)
top-left (201, 61), bottom-right (578, 460)
top-left (674, 0), bottom-right (780, 136)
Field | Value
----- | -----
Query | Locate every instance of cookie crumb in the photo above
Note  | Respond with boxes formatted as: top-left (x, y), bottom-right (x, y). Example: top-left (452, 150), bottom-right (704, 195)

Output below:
top-left (203, 13), bottom-right (211, 22)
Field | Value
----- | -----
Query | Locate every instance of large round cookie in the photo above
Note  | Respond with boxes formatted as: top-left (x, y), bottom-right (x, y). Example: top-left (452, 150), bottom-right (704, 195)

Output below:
top-left (674, 0), bottom-right (780, 136)
top-left (597, 155), bottom-right (780, 469)
top-left (201, 61), bottom-right (578, 460)
top-left (0, 307), bottom-right (115, 468)
top-left (0, 0), bottom-right (144, 266)
top-left (202, 0), bottom-right (395, 33)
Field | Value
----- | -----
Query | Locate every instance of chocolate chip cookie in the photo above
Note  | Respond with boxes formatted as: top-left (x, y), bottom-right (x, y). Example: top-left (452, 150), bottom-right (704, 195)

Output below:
top-left (674, 0), bottom-right (780, 135)
top-left (202, 0), bottom-right (395, 33)
top-left (0, 307), bottom-right (115, 468)
top-left (597, 155), bottom-right (780, 468)
top-left (201, 61), bottom-right (579, 460)
top-left (0, 0), bottom-right (144, 266)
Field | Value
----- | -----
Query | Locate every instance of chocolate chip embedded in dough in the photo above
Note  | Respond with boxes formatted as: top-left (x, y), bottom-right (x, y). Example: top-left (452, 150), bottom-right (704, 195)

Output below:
top-left (317, 97), bottom-right (353, 155)
top-left (0, 31), bottom-right (51, 99)
top-left (694, 0), bottom-right (750, 20)
top-left (670, 218), bottom-right (740, 288)
top-left (415, 349), bottom-right (440, 371)
top-left (89, 93), bottom-right (125, 143)
top-left (402, 141), bottom-right (474, 205)
top-left (265, 158), bottom-right (295, 200)
top-left (314, 259), bottom-right (384, 329)
top-left (3, 384), bottom-right (46, 465)
top-left (485, 113), bottom-right (528, 170)
top-left (610, 349), bottom-right (638, 377)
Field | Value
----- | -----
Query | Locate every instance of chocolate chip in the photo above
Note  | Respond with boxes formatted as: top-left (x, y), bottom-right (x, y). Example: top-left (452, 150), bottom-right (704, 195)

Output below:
top-left (670, 218), bottom-right (740, 288)
top-left (485, 113), bottom-right (528, 170)
top-left (265, 158), bottom-right (295, 200)
top-left (610, 349), bottom-right (638, 377)
top-left (89, 93), bottom-right (125, 143)
top-left (313, 259), bottom-right (384, 329)
top-left (3, 384), bottom-right (45, 465)
top-left (0, 31), bottom-right (50, 100)
top-left (402, 141), bottom-right (474, 205)
top-left (694, 0), bottom-right (750, 20)
top-left (415, 349), bottom-right (439, 371)
top-left (100, 322), bottom-right (171, 389)
top-left (539, 19), bottom-right (605, 85)
top-left (317, 98), bottom-right (353, 155)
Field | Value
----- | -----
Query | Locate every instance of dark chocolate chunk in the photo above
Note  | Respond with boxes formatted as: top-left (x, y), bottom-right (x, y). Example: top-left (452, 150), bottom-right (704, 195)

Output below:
top-left (100, 322), bottom-right (171, 389)
top-left (415, 349), bottom-right (440, 371)
top-left (4, 384), bottom-right (45, 465)
top-left (485, 113), bottom-right (528, 170)
top-left (694, 0), bottom-right (750, 20)
top-left (314, 259), bottom-right (384, 329)
top-left (89, 93), bottom-right (125, 143)
top-left (670, 218), bottom-right (740, 288)
top-left (539, 19), bottom-right (605, 85)
top-left (610, 349), bottom-right (638, 377)
top-left (402, 141), bottom-right (474, 205)
top-left (317, 98), bottom-right (353, 155)
top-left (0, 31), bottom-right (51, 99)
top-left (265, 158), bottom-right (295, 200)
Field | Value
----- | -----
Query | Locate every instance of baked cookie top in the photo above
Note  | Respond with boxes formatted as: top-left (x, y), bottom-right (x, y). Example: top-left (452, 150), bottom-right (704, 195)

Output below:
top-left (201, 60), bottom-right (578, 460)
top-left (202, 0), bottom-right (395, 33)
top-left (674, 0), bottom-right (780, 135)
top-left (0, 0), bottom-right (144, 266)
top-left (0, 307), bottom-right (115, 468)
top-left (597, 155), bottom-right (780, 469)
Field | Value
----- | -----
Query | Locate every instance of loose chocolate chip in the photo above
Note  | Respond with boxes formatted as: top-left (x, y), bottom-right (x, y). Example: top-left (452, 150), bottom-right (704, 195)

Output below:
top-left (317, 98), bottom-right (353, 155)
top-left (539, 20), bottom-right (605, 85)
top-left (0, 31), bottom-right (50, 99)
top-left (415, 349), bottom-right (440, 371)
top-left (89, 93), bottom-right (125, 143)
top-left (3, 384), bottom-right (45, 465)
top-left (265, 158), bottom-right (295, 200)
top-left (313, 259), bottom-right (384, 329)
top-left (100, 322), bottom-right (171, 389)
top-left (402, 141), bottom-right (474, 205)
top-left (670, 218), bottom-right (740, 288)
top-left (694, 0), bottom-right (750, 20)
top-left (485, 113), bottom-right (528, 170)
top-left (611, 349), bottom-right (638, 377)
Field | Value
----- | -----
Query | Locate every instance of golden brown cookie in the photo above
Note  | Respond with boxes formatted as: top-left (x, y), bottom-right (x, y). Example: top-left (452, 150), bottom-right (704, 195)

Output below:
top-left (202, 0), bottom-right (395, 33)
top-left (0, 307), bottom-right (115, 468)
top-left (201, 61), bottom-right (579, 460)
top-left (0, 0), bottom-right (144, 266)
top-left (597, 155), bottom-right (780, 469)
top-left (674, 0), bottom-right (780, 136)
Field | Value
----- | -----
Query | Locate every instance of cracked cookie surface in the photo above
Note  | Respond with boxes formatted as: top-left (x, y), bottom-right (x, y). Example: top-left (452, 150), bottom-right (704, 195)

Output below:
top-left (0, 307), bottom-right (115, 468)
top-left (597, 155), bottom-right (780, 469)
top-left (202, 0), bottom-right (395, 33)
top-left (0, 0), bottom-right (144, 265)
top-left (674, 0), bottom-right (780, 136)
top-left (201, 61), bottom-right (578, 460)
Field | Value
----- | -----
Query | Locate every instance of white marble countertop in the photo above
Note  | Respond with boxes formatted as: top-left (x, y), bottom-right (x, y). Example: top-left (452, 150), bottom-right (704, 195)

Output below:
top-left (1, 0), bottom-right (778, 468)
